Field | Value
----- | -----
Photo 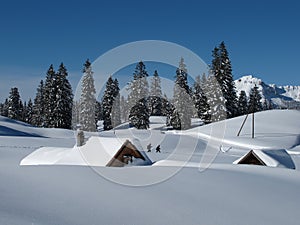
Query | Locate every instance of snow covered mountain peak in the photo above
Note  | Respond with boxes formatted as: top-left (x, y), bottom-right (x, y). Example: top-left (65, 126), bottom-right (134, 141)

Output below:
top-left (235, 75), bottom-right (300, 109)
top-left (235, 75), bottom-right (264, 97)
top-left (279, 85), bottom-right (300, 102)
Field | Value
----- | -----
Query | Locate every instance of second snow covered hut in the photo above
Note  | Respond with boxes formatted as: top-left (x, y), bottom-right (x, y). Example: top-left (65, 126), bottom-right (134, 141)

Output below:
top-left (233, 149), bottom-right (295, 169)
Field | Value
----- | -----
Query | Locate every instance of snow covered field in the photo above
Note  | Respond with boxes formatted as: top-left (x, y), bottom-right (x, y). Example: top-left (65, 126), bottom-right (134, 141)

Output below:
top-left (1, 110), bottom-right (300, 225)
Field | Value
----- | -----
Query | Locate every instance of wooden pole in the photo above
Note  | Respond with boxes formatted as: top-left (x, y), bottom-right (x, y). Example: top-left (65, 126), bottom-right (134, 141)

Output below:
top-left (237, 114), bottom-right (249, 137)
top-left (252, 112), bottom-right (255, 139)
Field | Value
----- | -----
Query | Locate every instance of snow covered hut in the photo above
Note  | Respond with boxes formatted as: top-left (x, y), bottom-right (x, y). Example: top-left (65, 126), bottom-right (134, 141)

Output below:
top-left (106, 139), bottom-right (149, 167)
top-left (20, 136), bottom-right (152, 167)
top-left (78, 136), bottom-right (152, 167)
top-left (233, 149), bottom-right (295, 169)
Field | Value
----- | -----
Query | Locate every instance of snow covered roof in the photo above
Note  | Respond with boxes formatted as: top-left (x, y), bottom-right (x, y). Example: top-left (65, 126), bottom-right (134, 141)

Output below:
top-left (20, 136), bottom-right (152, 167)
top-left (233, 149), bottom-right (295, 169)
top-left (79, 136), bottom-right (152, 167)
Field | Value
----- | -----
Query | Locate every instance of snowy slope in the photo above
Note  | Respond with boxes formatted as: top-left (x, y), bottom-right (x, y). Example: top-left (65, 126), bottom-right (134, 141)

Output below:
top-left (185, 110), bottom-right (300, 150)
top-left (0, 116), bottom-right (75, 138)
top-left (235, 75), bottom-right (300, 108)
top-left (1, 111), bottom-right (300, 225)
top-left (0, 116), bottom-right (76, 151)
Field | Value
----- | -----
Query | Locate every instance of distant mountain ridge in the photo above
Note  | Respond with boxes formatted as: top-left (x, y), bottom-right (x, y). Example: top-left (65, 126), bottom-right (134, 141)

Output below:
top-left (235, 75), bottom-right (300, 109)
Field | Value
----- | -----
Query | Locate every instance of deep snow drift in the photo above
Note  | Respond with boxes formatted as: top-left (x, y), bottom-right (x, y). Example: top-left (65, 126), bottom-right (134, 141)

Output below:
top-left (1, 110), bottom-right (300, 225)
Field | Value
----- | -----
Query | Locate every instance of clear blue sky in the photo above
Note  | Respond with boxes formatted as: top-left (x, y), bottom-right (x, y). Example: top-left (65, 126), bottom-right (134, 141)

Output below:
top-left (0, 0), bottom-right (299, 101)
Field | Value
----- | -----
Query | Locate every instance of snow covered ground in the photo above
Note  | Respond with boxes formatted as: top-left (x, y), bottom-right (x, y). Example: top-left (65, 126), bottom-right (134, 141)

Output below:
top-left (185, 110), bottom-right (300, 150)
top-left (1, 110), bottom-right (300, 225)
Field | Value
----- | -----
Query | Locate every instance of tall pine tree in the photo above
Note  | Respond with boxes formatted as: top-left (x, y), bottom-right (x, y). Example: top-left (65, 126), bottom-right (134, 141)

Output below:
top-left (0, 99), bottom-right (9, 117)
top-left (205, 74), bottom-right (226, 123)
top-left (192, 75), bottom-right (210, 123)
top-left (211, 42), bottom-right (238, 118)
top-left (53, 63), bottom-right (73, 129)
top-left (111, 79), bottom-right (121, 128)
top-left (32, 80), bottom-right (45, 127)
top-left (25, 99), bottom-right (33, 124)
top-left (150, 70), bottom-right (162, 97)
top-left (249, 85), bottom-right (262, 113)
top-left (20, 101), bottom-right (26, 122)
top-left (237, 90), bottom-right (248, 116)
top-left (80, 59), bottom-right (96, 132)
top-left (43, 64), bottom-right (57, 127)
top-left (161, 94), bottom-right (174, 120)
top-left (0, 103), bottom-right (3, 116)
top-left (95, 100), bottom-right (103, 127)
top-left (171, 57), bottom-right (193, 130)
top-left (149, 70), bottom-right (163, 116)
top-left (7, 87), bottom-right (22, 120)
top-left (72, 100), bottom-right (80, 129)
top-left (102, 76), bottom-right (115, 130)
top-left (127, 61), bottom-right (149, 112)
top-left (129, 98), bottom-right (149, 129)
top-left (120, 96), bottom-right (128, 122)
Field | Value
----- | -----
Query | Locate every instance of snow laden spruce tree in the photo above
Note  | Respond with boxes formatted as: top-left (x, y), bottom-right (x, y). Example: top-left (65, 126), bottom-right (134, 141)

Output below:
top-left (127, 61), bottom-right (149, 106)
top-left (248, 85), bottom-right (262, 113)
top-left (111, 79), bottom-right (121, 128)
top-left (192, 75), bottom-right (210, 124)
top-left (71, 101), bottom-right (80, 130)
top-left (7, 87), bottom-right (22, 120)
top-left (129, 98), bottom-right (150, 129)
top-left (171, 58), bottom-right (193, 130)
top-left (102, 77), bottom-right (121, 130)
top-left (237, 90), bottom-right (248, 116)
top-left (32, 80), bottom-right (45, 127)
top-left (211, 42), bottom-right (238, 118)
top-left (41, 64), bottom-right (73, 129)
top-left (148, 70), bottom-right (163, 116)
top-left (0, 99), bottom-right (9, 117)
top-left (43, 64), bottom-right (57, 127)
top-left (95, 100), bottom-right (103, 126)
top-left (205, 74), bottom-right (226, 123)
top-left (128, 61), bottom-right (150, 129)
top-left (20, 101), bottom-right (26, 122)
top-left (120, 96), bottom-right (128, 122)
top-left (52, 63), bottom-right (73, 129)
top-left (80, 60), bottom-right (96, 132)
top-left (0, 102), bottom-right (5, 117)
top-left (25, 99), bottom-right (33, 124)
top-left (161, 93), bottom-right (174, 123)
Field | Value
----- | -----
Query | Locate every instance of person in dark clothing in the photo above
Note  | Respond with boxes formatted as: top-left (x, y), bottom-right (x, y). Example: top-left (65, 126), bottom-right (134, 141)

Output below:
top-left (147, 143), bottom-right (152, 152)
top-left (156, 145), bottom-right (161, 153)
